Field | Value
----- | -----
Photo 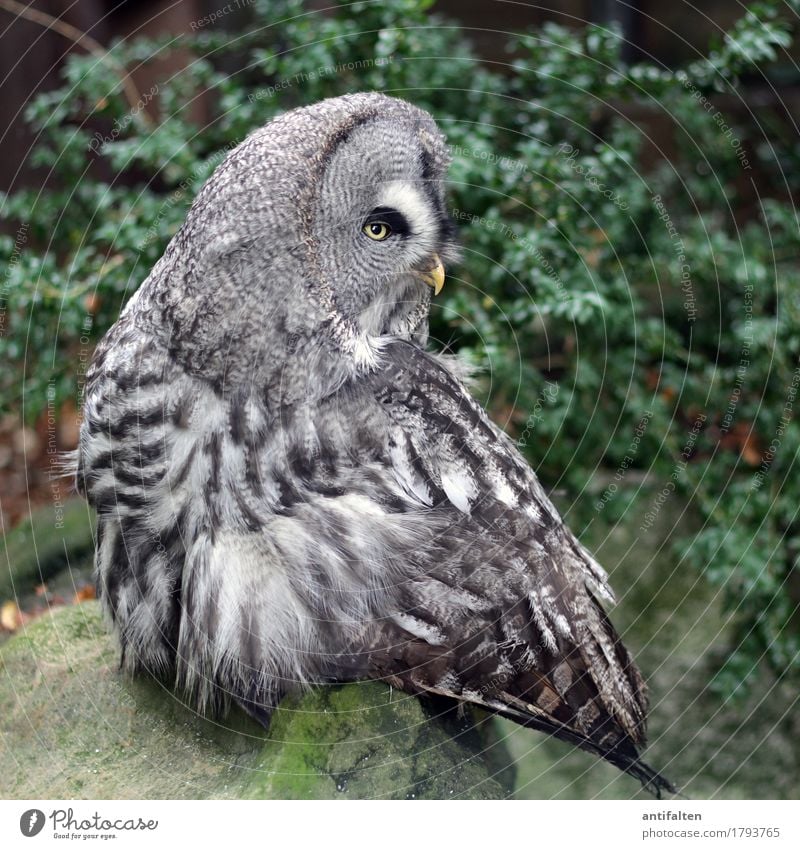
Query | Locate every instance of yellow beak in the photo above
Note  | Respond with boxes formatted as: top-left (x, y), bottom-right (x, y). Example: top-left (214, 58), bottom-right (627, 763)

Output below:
top-left (413, 255), bottom-right (445, 296)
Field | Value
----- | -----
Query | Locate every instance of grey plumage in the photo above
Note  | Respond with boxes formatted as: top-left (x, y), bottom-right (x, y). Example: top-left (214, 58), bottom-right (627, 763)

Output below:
top-left (77, 92), bottom-right (673, 795)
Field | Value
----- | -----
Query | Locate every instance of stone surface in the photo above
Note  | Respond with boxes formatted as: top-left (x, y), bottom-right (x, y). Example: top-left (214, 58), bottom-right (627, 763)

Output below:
top-left (0, 601), bottom-right (514, 799)
top-left (0, 498), bottom-right (95, 601)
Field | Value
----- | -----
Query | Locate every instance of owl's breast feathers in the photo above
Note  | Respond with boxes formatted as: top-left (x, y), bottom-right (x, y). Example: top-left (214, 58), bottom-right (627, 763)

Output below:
top-left (79, 328), bottom-right (672, 796)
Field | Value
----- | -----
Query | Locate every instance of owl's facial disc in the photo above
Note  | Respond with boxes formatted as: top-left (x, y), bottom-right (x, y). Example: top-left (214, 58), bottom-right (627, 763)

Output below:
top-left (311, 111), bottom-right (458, 344)
top-left (363, 180), bottom-right (446, 295)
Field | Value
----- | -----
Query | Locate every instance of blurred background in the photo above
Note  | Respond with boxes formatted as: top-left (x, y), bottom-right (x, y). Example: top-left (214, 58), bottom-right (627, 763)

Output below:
top-left (1, 0), bottom-right (799, 799)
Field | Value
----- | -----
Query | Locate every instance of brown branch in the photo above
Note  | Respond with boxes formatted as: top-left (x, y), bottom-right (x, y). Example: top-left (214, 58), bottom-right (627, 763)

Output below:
top-left (0, 0), bottom-right (153, 125)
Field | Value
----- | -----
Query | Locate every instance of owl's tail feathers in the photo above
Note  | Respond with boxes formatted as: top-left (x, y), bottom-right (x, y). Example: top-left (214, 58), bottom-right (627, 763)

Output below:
top-left (486, 693), bottom-right (676, 798)
top-left (234, 694), bottom-right (275, 729)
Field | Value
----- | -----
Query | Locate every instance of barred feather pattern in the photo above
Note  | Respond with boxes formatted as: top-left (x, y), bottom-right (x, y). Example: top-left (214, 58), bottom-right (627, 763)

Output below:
top-left (79, 323), bottom-right (667, 790)
top-left (77, 92), bottom-right (673, 796)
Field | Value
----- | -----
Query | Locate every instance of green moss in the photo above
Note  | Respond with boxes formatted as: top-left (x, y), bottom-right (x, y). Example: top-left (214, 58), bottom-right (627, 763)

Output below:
top-left (247, 683), bottom-right (514, 799)
top-left (0, 601), bottom-right (514, 799)
top-left (0, 499), bottom-right (95, 600)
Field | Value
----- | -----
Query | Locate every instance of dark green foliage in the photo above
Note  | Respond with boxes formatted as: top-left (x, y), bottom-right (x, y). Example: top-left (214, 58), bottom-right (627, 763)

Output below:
top-left (1, 0), bottom-right (798, 698)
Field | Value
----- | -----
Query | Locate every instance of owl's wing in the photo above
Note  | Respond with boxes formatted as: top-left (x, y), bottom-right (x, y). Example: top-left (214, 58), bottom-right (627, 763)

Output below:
top-left (361, 339), bottom-right (673, 796)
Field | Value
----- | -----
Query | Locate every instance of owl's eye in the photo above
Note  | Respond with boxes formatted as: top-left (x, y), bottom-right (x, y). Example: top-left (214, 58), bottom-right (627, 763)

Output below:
top-left (364, 221), bottom-right (392, 241)
top-left (362, 207), bottom-right (411, 242)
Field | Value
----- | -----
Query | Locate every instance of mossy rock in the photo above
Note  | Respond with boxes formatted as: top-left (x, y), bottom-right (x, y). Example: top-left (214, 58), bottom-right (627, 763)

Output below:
top-left (0, 498), bottom-right (95, 600)
top-left (0, 601), bottom-right (515, 799)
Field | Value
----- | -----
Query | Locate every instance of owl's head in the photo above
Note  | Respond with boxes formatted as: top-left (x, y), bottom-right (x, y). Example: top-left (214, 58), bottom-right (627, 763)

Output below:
top-left (136, 93), bottom-right (459, 395)
top-left (307, 97), bottom-right (459, 343)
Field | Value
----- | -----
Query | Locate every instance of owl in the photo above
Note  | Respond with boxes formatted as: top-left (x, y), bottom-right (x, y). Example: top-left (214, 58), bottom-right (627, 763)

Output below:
top-left (77, 92), bottom-right (673, 796)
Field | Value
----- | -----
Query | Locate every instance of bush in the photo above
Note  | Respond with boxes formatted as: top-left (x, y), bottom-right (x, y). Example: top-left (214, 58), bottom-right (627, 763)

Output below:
top-left (2, 0), bottom-right (798, 696)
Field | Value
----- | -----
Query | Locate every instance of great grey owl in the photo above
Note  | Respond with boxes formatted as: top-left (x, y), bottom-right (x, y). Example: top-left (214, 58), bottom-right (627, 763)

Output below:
top-left (77, 92), bottom-right (673, 796)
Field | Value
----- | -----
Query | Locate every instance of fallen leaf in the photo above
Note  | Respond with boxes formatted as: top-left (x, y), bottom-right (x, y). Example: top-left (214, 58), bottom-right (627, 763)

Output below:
top-left (84, 293), bottom-right (102, 314)
top-left (1, 600), bottom-right (21, 632)
top-left (581, 247), bottom-right (602, 269)
top-left (737, 424), bottom-right (763, 466)
top-left (74, 585), bottom-right (96, 603)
